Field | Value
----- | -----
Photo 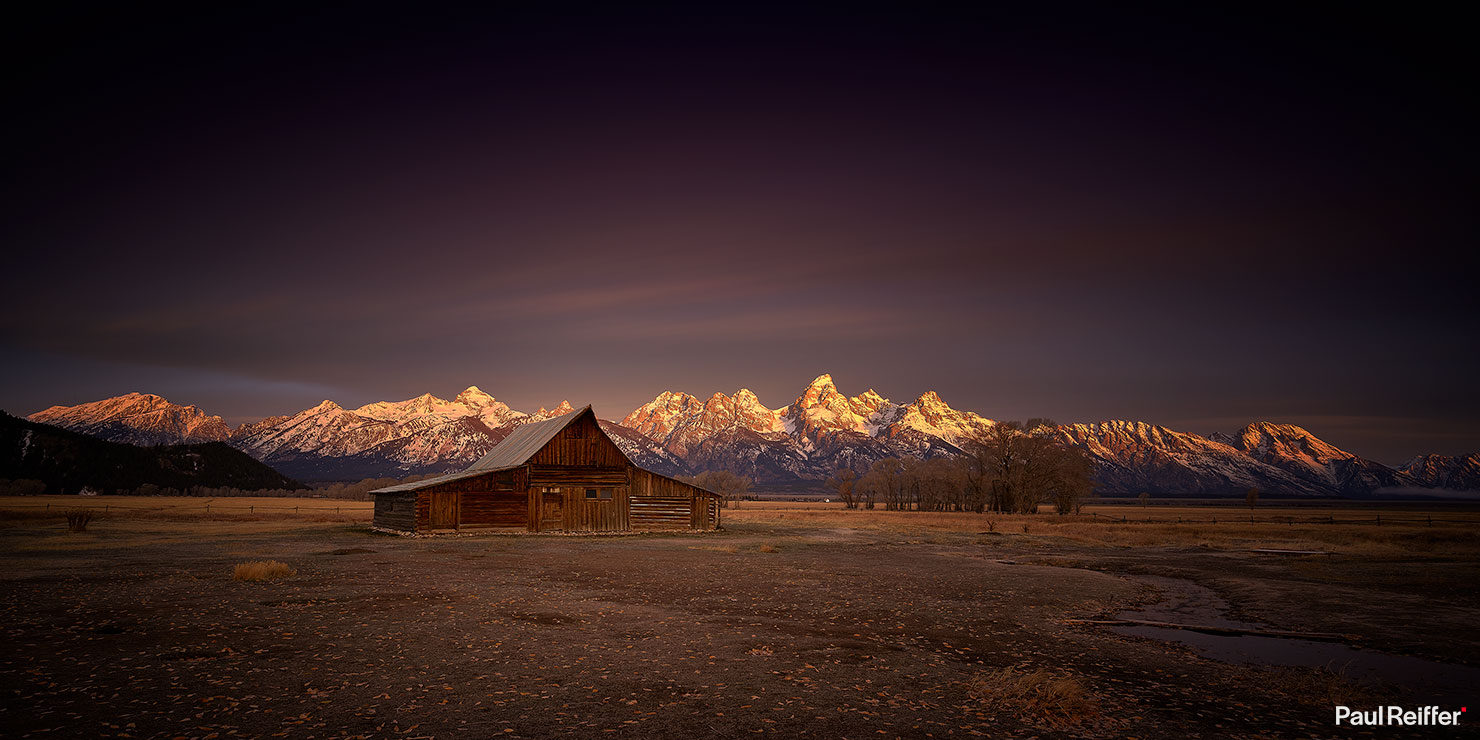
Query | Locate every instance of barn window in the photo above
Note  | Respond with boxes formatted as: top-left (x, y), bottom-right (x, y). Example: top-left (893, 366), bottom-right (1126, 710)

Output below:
top-left (542, 486), bottom-right (560, 494)
top-left (584, 487), bottom-right (614, 500)
top-left (493, 471), bottom-right (516, 491)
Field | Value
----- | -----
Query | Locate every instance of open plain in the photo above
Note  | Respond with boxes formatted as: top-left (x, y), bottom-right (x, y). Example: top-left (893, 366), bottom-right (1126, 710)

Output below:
top-left (2, 496), bottom-right (1477, 739)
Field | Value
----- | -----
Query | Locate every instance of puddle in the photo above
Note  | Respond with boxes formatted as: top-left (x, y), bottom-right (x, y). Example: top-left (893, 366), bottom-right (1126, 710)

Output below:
top-left (1113, 575), bottom-right (1480, 704)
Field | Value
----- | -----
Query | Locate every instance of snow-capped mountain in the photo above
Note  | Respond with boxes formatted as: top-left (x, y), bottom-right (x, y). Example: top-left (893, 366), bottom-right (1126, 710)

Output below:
top-left (229, 393), bottom-right (514, 480)
top-left (228, 391), bottom-right (601, 480)
top-left (620, 374), bottom-right (989, 482)
top-left (28, 392), bottom-right (232, 446)
top-left (1229, 422), bottom-right (1421, 495)
top-left (25, 378), bottom-right (1472, 495)
top-left (1052, 420), bottom-right (1428, 497)
top-left (26, 387), bottom-right (597, 481)
top-left (1401, 453), bottom-right (1480, 490)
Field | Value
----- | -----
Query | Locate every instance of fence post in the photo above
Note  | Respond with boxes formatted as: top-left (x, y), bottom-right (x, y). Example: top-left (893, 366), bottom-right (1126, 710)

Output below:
top-left (1428, 515), bottom-right (1432, 527)
top-left (1376, 514), bottom-right (1381, 526)
top-left (250, 506), bottom-right (254, 514)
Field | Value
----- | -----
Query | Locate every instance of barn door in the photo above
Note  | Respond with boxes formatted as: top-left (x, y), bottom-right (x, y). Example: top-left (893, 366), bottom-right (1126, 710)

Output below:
top-left (538, 488), bottom-right (564, 531)
top-left (429, 492), bottom-right (458, 529)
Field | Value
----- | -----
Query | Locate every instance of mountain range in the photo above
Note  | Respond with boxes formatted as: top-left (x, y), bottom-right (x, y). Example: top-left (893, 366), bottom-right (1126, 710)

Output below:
top-left (20, 375), bottom-right (1477, 496)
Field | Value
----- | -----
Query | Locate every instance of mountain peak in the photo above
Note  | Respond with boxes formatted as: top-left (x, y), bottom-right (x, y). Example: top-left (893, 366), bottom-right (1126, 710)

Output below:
top-left (794, 373), bottom-right (845, 410)
top-left (311, 399), bottom-right (342, 413)
top-left (915, 390), bottom-right (944, 406)
top-left (455, 385), bottom-right (494, 404)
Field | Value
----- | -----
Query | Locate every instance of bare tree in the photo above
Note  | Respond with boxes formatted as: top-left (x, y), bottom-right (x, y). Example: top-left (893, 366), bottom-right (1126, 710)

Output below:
top-left (825, 468), bottom-right (858, 509)
top-left (964, 421), bottom-right (1093, 515)
top-left (1138, 492), bottom-right (1150, 508)
top-left (689, 470), bottom-right (753, 509)
top-left (868, 458), bottom-right (905, 510)
top-left (1245, 487), bottom-right (1259, 510)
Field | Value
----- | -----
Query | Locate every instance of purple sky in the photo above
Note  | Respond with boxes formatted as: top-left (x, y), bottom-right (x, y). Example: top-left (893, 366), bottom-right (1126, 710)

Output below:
top-left (2, 6), bottom-right (1475, 464)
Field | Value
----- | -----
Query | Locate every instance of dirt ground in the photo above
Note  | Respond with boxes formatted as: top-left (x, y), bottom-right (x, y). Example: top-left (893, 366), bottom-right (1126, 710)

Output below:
top-left (1, 507), bottom-right (1476, 739)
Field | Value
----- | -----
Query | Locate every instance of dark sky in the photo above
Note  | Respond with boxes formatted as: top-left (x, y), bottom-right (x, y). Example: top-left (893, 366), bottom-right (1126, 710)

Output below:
top-left (2, 5), bottom-right (1475, 464)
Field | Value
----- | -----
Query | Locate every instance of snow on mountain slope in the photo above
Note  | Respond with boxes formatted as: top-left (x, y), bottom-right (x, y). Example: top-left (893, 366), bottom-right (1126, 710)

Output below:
top-left (1052, 420), bottom-right (1315, 495)
top-left (529, 401), bottom-right (577, 422)
top-left (351, 386), bottom-right (528, 427)
top-left (1401, 453), bottom-right (1480, 490)
top-left (598, 420), bottom-right (690, 478)
top-left (232, 389), bottom-right (561, 479)
top-left (1231, 422), bottom-right (1422, 495)
top-left (28, 393), bottom-right (232, 446)
top-left (621, 389), bottom-right (785, 456)
top-left (622, 374), bottom-right (986, 482)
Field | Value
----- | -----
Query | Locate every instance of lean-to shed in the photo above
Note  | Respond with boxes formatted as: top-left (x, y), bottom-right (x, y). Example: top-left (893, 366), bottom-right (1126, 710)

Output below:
top-left (370, 405), bottom-right (720, 533)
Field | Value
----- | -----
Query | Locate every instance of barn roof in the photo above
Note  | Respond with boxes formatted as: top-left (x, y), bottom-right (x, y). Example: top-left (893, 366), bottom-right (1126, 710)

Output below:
top-left (466, 406), bottom-right (591, 471)
top-left (370, 406), bottom-right (593, 494)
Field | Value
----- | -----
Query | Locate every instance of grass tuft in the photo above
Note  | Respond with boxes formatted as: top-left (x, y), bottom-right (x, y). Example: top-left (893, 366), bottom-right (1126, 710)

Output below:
top-left (758, 544), bottom-right (779, 553)
top-left (232, 560), bottom-right (296, 581)
top-left (966, 666), bottom-right (1098, 728)
top-left (65, 509), bottom-right (94, 533)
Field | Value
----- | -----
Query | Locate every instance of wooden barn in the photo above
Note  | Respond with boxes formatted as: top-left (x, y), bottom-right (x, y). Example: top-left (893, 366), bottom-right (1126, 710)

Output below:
top-left (369, 405), bottom-right (721, 534)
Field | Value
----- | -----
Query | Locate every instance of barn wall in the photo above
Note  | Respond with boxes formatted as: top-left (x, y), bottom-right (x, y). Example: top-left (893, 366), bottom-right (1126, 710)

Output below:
top-left (528, 413), bottom-right (627, 467)
top-left (629, 468), bottom-right (719, 530)
top-left (527, 465), bottom-right (627, 486)
top-left (562, 484), bottom-right (630, 531)
top-left (373, 492), bottom-right (417, 532)
top-left (459, 491), bottom-right (527, 529)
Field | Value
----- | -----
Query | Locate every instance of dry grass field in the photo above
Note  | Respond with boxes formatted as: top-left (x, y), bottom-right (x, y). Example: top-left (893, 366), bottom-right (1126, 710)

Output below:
top-left (1, 495), bottom-right (1476, 738)
top-left (724, 501), bottom-right (1480, 559)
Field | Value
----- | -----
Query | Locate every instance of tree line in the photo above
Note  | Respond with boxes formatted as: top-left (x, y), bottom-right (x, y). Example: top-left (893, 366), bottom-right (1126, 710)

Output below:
top-left (825, 420), bottom-right (1096, 514)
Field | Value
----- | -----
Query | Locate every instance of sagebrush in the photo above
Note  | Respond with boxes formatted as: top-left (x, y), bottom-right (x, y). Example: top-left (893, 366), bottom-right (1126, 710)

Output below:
top-left (232, 560), bottom-right (295, 581)
top-left (966, 666), bottom-right (1098, 728)
top-left (65, 509), bottom-right (94, 532)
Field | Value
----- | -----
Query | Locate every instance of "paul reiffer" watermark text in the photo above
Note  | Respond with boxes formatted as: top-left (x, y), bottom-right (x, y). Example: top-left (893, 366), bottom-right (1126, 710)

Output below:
top-left (1336, 706), bottom-right (1466, 726)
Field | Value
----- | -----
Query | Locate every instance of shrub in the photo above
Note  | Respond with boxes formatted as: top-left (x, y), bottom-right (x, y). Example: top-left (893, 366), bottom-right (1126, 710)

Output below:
top-left (65, 509), bottom-right (94, 533)
top-left (758, 544), bottom-right (778, 553)
top-left (966, 666), bottom-right (1098, 728)
top-left (232, 560), bottom-right (296, 581)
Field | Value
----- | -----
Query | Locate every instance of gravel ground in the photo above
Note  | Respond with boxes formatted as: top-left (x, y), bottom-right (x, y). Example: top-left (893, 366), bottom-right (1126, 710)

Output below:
top-left (1, 517), bottom-right (1472, 739)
